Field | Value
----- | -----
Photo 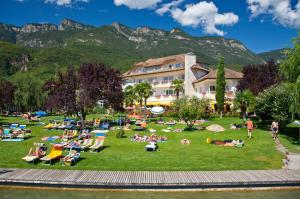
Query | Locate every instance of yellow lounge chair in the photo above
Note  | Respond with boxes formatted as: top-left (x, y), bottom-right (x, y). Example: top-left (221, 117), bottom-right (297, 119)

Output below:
top-left (43, 123), bottom-right (54, 129)
top-left (40, 145), bottom-right (63, 165)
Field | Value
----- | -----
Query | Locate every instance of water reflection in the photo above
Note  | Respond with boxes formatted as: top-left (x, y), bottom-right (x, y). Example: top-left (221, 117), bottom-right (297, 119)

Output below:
top-left (0, 188), bottom-right (299, 199)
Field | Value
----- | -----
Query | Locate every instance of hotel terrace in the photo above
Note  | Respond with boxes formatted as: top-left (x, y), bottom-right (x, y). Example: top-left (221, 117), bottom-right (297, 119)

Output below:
top-left (122, 53), bottom-right (243, 106)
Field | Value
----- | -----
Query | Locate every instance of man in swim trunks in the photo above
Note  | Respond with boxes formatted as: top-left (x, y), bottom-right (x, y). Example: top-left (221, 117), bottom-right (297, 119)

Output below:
top-left (271, 121), bottom-right (279, 140)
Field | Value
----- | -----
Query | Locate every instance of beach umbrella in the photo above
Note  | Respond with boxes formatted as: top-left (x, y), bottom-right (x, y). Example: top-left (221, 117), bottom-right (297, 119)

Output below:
top-left (150, 106), bottom-right (165, 115)
top-left (35, 111), bottom-right (47, 117)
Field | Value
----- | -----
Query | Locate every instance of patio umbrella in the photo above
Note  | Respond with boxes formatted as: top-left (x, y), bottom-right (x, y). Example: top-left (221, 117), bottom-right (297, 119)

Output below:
top-left (150, 106), bottom-right (165, 115)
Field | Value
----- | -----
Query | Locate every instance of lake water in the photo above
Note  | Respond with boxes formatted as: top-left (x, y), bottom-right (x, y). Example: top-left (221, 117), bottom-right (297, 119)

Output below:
top-left (0, 188), bottom-right (299, 199)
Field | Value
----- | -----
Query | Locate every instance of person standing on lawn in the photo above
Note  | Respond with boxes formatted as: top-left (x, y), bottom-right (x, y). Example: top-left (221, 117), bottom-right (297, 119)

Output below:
top-left (246, 118), bottom-right (254, 140)
top-left (271, 121), bottom-right (279, 140)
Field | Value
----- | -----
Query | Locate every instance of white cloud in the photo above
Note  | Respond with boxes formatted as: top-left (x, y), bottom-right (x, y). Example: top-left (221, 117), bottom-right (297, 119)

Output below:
top-left (169, 1), bottom-right (239, 36)
top-left (155, 0), bottom-right (184, 16)
top-left (44, 0), bottom-right (89, 6)
top-left (247, 0), bottom-right (300, 29)
top-left (114, 0), bottom-right (162, 10)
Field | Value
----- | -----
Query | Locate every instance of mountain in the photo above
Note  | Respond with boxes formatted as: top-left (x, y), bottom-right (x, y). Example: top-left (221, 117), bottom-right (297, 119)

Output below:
top-left (258, 48), bottom-right (289, 63)
top-left (0, 19), bottom-right (266, 80)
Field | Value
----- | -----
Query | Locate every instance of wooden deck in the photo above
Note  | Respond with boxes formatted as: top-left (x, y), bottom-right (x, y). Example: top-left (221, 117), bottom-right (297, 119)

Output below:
top-left (0, 168), bottom-right (300, 189)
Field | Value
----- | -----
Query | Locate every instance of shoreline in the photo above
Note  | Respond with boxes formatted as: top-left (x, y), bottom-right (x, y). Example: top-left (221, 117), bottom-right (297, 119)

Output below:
top-left (1, 168), bottom-right (300, 191)
top-left (1, 185), bottom-right (300, 192)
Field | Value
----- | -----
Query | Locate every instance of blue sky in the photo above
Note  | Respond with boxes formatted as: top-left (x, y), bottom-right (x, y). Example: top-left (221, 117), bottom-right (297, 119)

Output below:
top-left (0, 0), bottom-right (299, 53)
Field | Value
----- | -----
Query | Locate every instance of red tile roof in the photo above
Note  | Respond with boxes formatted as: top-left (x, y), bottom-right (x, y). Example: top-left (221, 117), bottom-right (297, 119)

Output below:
top-left (193, 68), bottom-right (243, 84)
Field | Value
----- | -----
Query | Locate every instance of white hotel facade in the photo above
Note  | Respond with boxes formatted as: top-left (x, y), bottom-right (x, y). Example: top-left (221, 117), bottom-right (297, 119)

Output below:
top-left (122, 54), bottom-right (243, 106)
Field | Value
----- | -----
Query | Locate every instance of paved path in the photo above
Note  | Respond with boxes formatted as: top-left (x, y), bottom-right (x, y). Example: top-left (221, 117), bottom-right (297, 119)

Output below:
top-left (0, 168), bottom-right (300, 189)
top-left (271, 133), bottom-right (300, 170)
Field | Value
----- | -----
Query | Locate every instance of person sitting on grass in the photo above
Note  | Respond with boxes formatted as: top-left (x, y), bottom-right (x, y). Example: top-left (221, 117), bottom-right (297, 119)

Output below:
top-left (124, 123), bottom-right (131, 131)
top-left (181, 139), bottom-right (191, 145)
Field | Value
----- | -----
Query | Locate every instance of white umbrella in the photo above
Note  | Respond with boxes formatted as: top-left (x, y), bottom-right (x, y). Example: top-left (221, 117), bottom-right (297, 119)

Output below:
top-left (150, 106), bottom-right (165, 115)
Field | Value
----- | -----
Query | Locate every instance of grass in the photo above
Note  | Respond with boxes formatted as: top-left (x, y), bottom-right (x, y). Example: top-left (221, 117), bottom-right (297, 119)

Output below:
top-left (0, 115), bottom-right (283, 171)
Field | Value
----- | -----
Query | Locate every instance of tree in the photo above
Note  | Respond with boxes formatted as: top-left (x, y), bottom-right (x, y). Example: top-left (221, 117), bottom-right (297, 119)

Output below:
top-left (280, 34), bottom-right (300, 83)
top-left (234, 90), bottom-right (255, 120)
top-left (216, 56), bottom-right (225, 117)
top-left (43, 66), bottom-right (77, 115)
top-left (256, 84), bottom-right (292, 125)
top-left (287, 77), bottom-right (300, 121)
top-left (237, 60), bottom-right (280, 95)
top-left (43, 63), bottom-right (123, 121)
top-left (134, 82), bottom-right (153, 107)
top-left (174, 97), bottom-right (209, 130)
top-left (77, 63), bottom-right (123, 120)
top-left (172, 79), bottom-right (184, 100)
top-left (123, 85), bottom-right (136, 107)
top-left (0, 79), bottom-right (15, 112)
top-left (13, 73), bottom-right (45, 112)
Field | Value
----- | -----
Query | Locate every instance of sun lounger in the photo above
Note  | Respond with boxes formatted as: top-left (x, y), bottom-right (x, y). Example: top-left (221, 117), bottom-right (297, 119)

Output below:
top-left (89, 136), bottom-right (105, 152)
top-left (10, 124), bottom-right (18, 130)
top-left (80, 139), bottom-right (93, 150)
top-left (145, 142), bottom-right (158, 151)
top-left (22, 143), bottom-right (47, 164)
top-left (17, 125), bottom-right (26, 130)
top-left (61, 149), bottom-right (80, 166)
top-left (3, 129), bottom-right (12, 139)
top-left (40, 145), bottom-right (63, 165)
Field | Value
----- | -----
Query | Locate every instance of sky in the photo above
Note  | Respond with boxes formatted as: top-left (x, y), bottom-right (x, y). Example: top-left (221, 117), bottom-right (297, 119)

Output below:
top-left (0, 0), bottom-right (299, 53)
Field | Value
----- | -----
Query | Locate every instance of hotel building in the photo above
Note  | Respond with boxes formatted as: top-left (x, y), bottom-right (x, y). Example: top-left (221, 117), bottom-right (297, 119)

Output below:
top-left (122, 53), bottom-right (243, 106)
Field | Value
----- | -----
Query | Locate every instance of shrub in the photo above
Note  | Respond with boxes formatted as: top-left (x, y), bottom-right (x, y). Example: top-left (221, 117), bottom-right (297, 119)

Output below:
top-left (116, 129), bottom-right (125, 138)
top-left (256, 84), bottom-right (292, 125)
top-left (174, 97), bottom-right (210, 130)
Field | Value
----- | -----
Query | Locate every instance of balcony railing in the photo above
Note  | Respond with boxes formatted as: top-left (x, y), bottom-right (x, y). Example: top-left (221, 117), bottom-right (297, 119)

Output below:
top-left (128, 66), bottom-right (184, 76)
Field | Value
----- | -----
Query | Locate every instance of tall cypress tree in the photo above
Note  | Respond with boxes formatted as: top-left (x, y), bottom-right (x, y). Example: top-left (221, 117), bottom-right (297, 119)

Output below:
top-left (216, 56), bottom-right (225, 117)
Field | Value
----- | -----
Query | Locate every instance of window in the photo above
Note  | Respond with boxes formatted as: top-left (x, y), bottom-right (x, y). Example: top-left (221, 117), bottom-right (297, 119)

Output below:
top-left (225, 85), bottom-right (229, 91)
top-left (168, 64), bottom-right (173, 69)
top-left (164, 90), bottom-right (174, 95)
top-left (163, 76), bottom-right (173, 83)
top-left (175, 63), bottom-right (182, 68)
top-left (210, 86), bottom-right (216, 92)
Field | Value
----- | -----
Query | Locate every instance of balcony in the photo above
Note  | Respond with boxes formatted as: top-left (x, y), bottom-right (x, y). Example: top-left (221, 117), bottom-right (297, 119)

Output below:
top-left (127, 66), bottom-right (184, 76)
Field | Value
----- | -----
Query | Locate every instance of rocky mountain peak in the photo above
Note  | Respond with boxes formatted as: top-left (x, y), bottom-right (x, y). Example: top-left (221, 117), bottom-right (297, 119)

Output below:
top-left (59, 18), bottom-right (92, 31)
top-left (170, 28), bottom-right (183, 34)
top-left (21, 23), bottom-right (57, 33)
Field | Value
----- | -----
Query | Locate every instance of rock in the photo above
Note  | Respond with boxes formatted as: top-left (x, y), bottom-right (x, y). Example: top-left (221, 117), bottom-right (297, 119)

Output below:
top-left (206, 124), bottom-right (225, 132)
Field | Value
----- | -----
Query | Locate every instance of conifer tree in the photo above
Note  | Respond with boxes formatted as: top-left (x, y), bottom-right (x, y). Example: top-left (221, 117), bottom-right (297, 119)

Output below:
top-left (216, 56), bottom-right (225, 117)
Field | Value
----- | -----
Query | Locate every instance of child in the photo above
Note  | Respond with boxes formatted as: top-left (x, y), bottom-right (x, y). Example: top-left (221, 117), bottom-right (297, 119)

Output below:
top-left (246, 118), bottom-right (254, 140)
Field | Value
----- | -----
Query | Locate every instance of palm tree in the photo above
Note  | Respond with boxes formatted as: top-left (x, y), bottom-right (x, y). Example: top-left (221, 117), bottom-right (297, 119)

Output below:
top-left (172, 79), bottom-right (184, 100)
top-left (134, 82), bottom-right (153, 107)
top-left (234, 90), bottom-right (255, 120)
top-left (142, 83), bottom-right (153, 107)
top-left (123, 85), bottom-right (135, 107)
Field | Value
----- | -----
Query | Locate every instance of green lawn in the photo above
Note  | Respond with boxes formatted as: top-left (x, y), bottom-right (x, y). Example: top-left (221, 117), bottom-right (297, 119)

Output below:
top-left (0, 116), bottom-right (283, 171)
